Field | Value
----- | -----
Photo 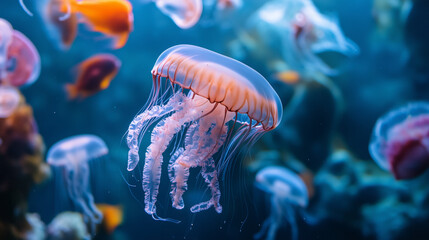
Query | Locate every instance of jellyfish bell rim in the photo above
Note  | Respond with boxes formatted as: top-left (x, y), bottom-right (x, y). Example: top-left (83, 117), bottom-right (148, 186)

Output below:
top-left (46, 134), bottom-right (109, 166)
top-left (151, 44), bottom-right (283, 130)
top-left (369, 102), bottom-right (429, 172)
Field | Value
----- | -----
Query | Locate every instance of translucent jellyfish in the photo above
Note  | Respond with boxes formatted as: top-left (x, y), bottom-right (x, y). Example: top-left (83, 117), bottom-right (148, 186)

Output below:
top-left (47, 134), bottom-right (108, 234)
top-left (0, 18), bottom-right (13, 81)
top-left (6, 30), bottom-right (41, 87)
top-left (0, 85), bottom-right (20, 118)
top-left (247, 0), bottom-right (359, 75)
top-left (127, 44), bottom-right (282, 220)
top-left (254, 166), bottom-right (309, 240)
top-left (369, 102), bottom-right (429, 180)
top-left (145, 0), bottom-right (203, 29)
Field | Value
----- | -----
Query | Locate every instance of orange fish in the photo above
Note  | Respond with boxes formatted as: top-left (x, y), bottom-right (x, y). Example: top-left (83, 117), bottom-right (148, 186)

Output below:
top-left (96, 204), bottom-right (123, 234)
top-left (41, 0), bottom-right (133, 49)
top-left (66, 54), bottom-right (121, 99)
top-left (275, 71), bottom-right (301, 85)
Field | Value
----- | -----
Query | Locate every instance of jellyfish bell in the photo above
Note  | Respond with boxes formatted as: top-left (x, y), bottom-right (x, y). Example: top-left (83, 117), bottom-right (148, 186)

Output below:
top-left (369, 102), bottom-right (429, 180)
top-left (150, 0), bottom-right (202, 29)
top-left (0, 85), bottom-right (20, 118)
top-left (127, 44), bottom-right (282, 220)
top-left (47, 134), bottom-right (108, 235)
top-left (254, 166), bottom-right (308, 240)
top-left (47, 134), bottom-right (109, 166)
top-left (5, 30), bottom-right (41, 87)
top-left (0, 19), bottom-right (13, 81)
top-left (255, 166), bottom-right (309, 208)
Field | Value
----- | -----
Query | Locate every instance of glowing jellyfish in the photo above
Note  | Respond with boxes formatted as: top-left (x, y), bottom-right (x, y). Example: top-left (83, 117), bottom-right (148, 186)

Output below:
top-left (127, 44), bottom-right (282, 220)
top-left (0, 85), bottom-right (20, 118)
top-left (146, 0), bottom-right (202, 29)
top-left (47, 134), bottom-right (108, 234)
top-left (0, 18), bottom-right (13, 81)
top-left (369, 102), bottom-right (429, 180)
top-left (6, 30), bottom-right (41, 87)
top-left (255, 166), bottom-right (309, 240)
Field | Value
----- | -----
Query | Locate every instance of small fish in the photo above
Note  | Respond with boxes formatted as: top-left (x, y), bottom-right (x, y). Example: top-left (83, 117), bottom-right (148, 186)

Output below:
top-left (96, 204), bottom-right (124, 234)
top-left (40, 0), bottom-right (133, 49)
top-left (66, 54), bottom-right (121, 99)
top-left (275, 71), bottom-right (301, 85)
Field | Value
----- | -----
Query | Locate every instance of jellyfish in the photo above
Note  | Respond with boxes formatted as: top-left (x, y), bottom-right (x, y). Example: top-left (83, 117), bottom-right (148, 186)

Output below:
top-left (369, 102), bottom-right (429, 180)
top-left (144, 0), bottom-right (202, 29)
top-left (246, 0), bottom-right (359, 76)
top-left (5, 30), bottom-right (41, 87)
top-left (0, 18), bottom-right (13, 81)
top-left (254, 166), bottom-right (309, 240)
top-left (47, 134), bottom-right (108, 234)
top-left (127, 44), bottom-right (282, 220)
top-left (0, 85), bottom-right (20, 118)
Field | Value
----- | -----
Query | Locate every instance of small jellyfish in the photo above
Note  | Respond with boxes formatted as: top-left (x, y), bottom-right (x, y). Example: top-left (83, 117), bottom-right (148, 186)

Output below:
top-left (38, 0), bottom-right (134, 50)
top-left (369, 102), bottom-right (429, 180)
top-left (65, 54), bottom-right (121, 99)
top-left (146, 0), bottom-right (202, 29)
top-left (0, 18), bottom-right (13, 81)
top-left (47, 134), bottom-right (108, 234)
top-left (0, 85), bottom-right (20, 118)
top-left (254, 166), bottom-right (309, 240)
top-left (6, 30), bottom-right (41, 87)
top-left (127, 45), bottom-right (282, 220)
top-left (248, 0), bottom-right (359, 75)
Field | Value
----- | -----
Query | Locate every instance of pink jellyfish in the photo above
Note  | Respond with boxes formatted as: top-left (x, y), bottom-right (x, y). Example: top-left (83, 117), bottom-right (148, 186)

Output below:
top-left (6, 30), bottom-right (41, 87)
top-left (127, 45), bottom-right (282, 220)
top-left (145, 0), bottom-right (202, 29)
top-left (369, 102), bottom-right (429, 180)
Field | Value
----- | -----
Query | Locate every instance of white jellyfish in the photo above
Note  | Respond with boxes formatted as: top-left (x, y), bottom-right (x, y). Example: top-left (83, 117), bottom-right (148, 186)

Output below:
top-left (255, 166), bottom-right (309, 240)
top-left (245, 0), bottom-right (359, 76)
top-left (142, 0), bottom-right (203, 29)
top-left (0, 85), bottom-right (20, 118)
top-left (47, 134), bottom-right (108, 235)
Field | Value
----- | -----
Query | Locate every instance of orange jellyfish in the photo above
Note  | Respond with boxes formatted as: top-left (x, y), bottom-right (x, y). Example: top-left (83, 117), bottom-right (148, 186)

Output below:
top-left (147, 0), bottom-right (202, 29)
top-left (127, 45), bottom-right (283, 221)
top-left (38, 0), bottom-right (134, 49)
top-left (66, 54), bottom-right (121, 99)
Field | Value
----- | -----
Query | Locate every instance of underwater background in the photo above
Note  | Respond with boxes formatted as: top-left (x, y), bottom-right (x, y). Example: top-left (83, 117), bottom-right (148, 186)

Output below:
top-left (1, 0), bottom-right (429, 239)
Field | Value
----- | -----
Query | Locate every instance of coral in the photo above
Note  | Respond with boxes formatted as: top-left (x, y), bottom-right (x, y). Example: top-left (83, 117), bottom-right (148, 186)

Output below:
top-left (0, 92), bottom-right (50, 239)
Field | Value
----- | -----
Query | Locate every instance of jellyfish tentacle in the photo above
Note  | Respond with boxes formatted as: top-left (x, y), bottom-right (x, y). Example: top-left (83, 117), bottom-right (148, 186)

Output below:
top-left (127, 92), bottom-right (184, 171)
top-left (284, 203), bottom-right (298, 240)
top-left (143, 94), bottom-right (208, 215)
top-left (190, 157), bottom-right (222, 213)
top-left (169, 111), bottom-right (230, 213)
top-left (254, 216), bottom-right (271, 239)
top-left (64, 162), bottom-right (100, 236)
